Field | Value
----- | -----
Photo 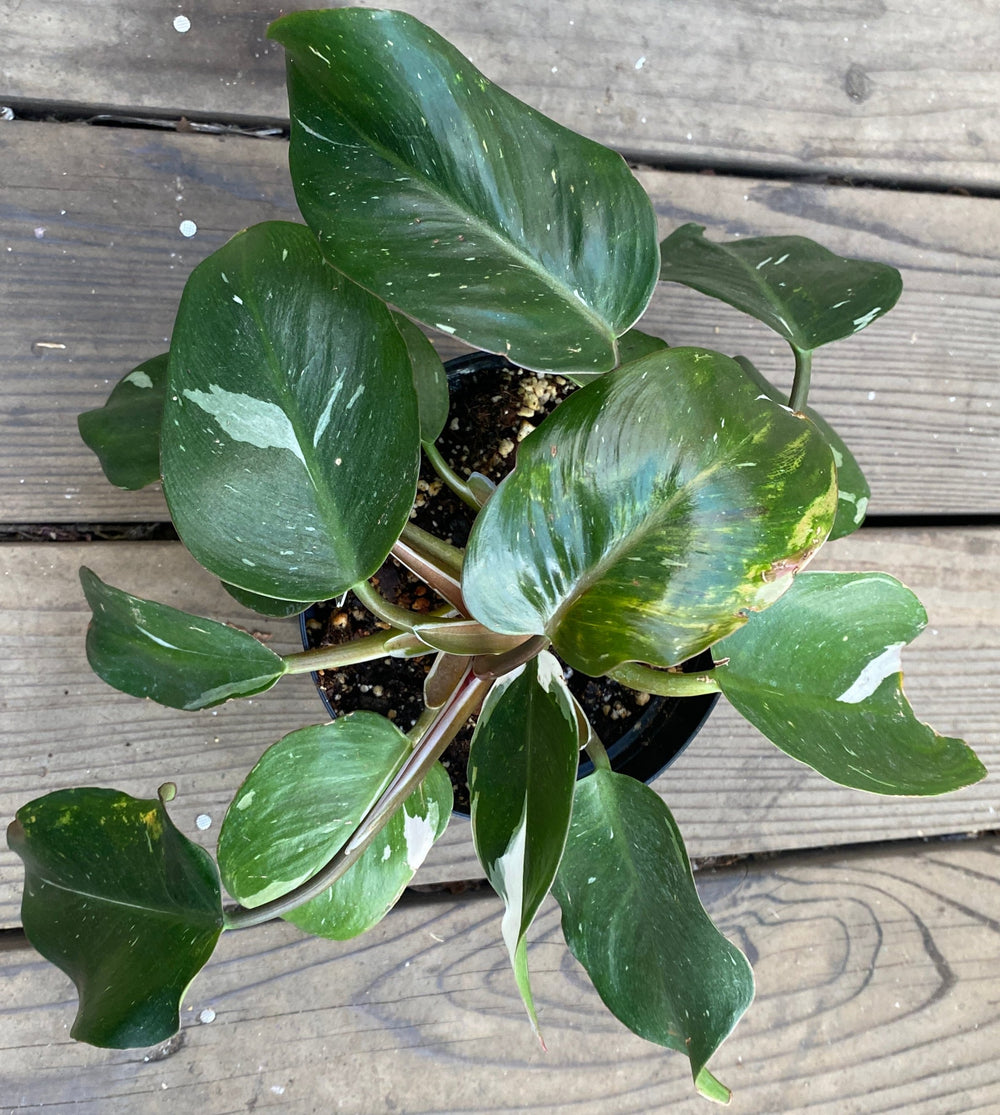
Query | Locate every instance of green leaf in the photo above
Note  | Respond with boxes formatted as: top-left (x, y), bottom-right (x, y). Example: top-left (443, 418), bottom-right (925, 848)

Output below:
top-left (734, 355), bottom-right (870, 539)
top-left (218, 713), bottom-right (412, 908)
top-left (284, 762), bottom-right (452, 940)
top-left (221, 580), bottom-right (313, 618)
top-left (552, 771), bottom-right (753, 1097)
top-left (463, 348), bottom-right (837, 675)
top-left (81, 567), bottom-right (286, 710)
top-left (469, 652), bottom-right (580, 1035)
top-left (716, 571), bottom-right (986, 794)
top-left (270, 8), bottom-right (659, 374)
top-left (161, 220), bottom-right (420, 602)
top-left (660, 224), bottom-right (902, 351)
top-left (8, 787), bottom-right (223, 1048)
top-left (78, 353), bottom-right (168, 489)
top-left (392, 313), bottom-right (450, 443)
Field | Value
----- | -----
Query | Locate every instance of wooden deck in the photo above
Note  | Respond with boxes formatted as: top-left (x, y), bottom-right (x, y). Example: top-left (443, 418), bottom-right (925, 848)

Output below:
top-left (1, 2), bottom-right (998, 1110)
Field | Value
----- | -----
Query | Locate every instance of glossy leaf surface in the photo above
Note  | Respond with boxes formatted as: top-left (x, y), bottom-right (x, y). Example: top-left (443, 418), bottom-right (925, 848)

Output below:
top-left (284, 762), bottom-right (452, 940)
top-left (218, 714), bottom-right (411, 908)
top-left (469, 653), bottom-right (579, 1033)
top-left (77, 353), bottom-right (168, 490)
top-left (660, 224), bottom-right (902, 350)
top-left (716, 571), bottom-right (986, 794)
top-left (161, 221), bottom-right (420, 602)
top-left (221, 581), bottom-right (313, 618)
top-left (81, 567), bottom-right (286, 710)
top-left (553, 771), bottom-right (753, 1099)
top-left (393, 313), bottom-right (450, 443)
top-left (271, 8), bottom-right (659, 373)
top-left (463, 349), bottom-right (837, 675)
top-left (735, 355), bottom-right (870, 539)
top-left (9, 787), bottom-right (223, 1048)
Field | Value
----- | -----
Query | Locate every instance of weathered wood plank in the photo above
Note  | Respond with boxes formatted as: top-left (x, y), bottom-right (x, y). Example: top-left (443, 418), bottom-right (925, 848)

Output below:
top-left (2, 122), bottom-right (998, 521)
top-left (2, 836), bottom-right (999, 1113)
top-left (3, 1), bottom-right (1000, 187)
top-left (1, 530), bottom-right (996, 927)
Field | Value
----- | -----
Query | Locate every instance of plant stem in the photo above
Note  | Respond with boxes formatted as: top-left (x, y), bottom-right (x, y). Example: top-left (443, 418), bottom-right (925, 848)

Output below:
top-left (351, 576), bottom-right (425, 633)
top-left (398, 520), bottom-right (465, 581)
top-left (423, 439), bottom-right (481, 511)
top-left (788, 345), bottom-right (813, 412)
top-left (281, 628), bottom-right (426, 674)
top-left (584, 731), bottom-right (612, 773)
top-left (608, 662), bottom-right (722, 697)
top-left (223, 670), bottom-right (491, 931)
top-left (393, 525), bottom-right (466, 614)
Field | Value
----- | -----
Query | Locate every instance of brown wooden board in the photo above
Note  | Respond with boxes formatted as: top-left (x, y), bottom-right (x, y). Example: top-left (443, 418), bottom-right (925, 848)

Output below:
top-left (1, 529), bottom-right (997, 928)
top-left (2, 1), bottom-right (1000, 188)
top-left (2, 835), bottom-right (999, 1113)
top-left (3, 122), bottom-right (998, 522)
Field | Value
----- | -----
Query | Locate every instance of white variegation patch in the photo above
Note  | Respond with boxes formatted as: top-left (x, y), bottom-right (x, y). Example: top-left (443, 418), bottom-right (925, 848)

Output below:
top-left (183, 385), bottom-right (306, 464)
top-left (402, 806), bottom-right (438, 871)
top-left (837, 642), bottom-right (905, 703)
top-left (124, 370), bottom-right (154, 389)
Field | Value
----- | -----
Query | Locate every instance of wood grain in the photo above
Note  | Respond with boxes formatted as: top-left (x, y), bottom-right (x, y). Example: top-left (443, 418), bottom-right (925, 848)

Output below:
top-left (3, 122), bottom-right (998, 522)
top-left (1, 530), bottom-right (996, 928)
top-left (2, 1), bottom-right (999, 187)
top-left (2, 835), bottom-right (999, 1113)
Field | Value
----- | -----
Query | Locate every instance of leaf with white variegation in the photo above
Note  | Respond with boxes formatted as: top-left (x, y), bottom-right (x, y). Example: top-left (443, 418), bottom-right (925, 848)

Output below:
top-left (78, 353), bottom-right (168, 490)
top-left (8, 786), bottom-right (223, 1049)
top-left (469, 652), bottom-right (580, 1036)
top-left (283, 762), bottom-right (452, 940)
top-left (734, 355), bottom-right (870, 539)
top-left (660, 224), bottom-right (902, 350)
top-left (715, 571), bottom-right (986, 794)
top-left (81, 567), bottom-right (286, 710)
top-left (270, 8), bottom-right (659, 374)
top-left (217, 714), bottom-right (412, 908)
top-left (463, 348), bottom-right (838, 675)
top-left (552, 771), bottom-right (753, 1101)
top-left (161, 220), bottom-right (420, 603)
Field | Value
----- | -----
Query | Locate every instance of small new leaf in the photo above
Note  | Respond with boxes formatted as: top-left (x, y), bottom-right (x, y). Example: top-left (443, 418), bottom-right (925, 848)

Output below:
top-left (8, 787), bottom-right (223, 1048)
top-left (81, 567), bottom-right (287, 710)
top-left (660, 224), bottom-right (902, 351)
top-left (553, 771), bottom-right (753, 1097)
top-left (470, 652), bottom-right (579, 1036)
top-left (78, 353), bottom-right (168, 490)
top-left (716, 571), bottom-right (986, 794)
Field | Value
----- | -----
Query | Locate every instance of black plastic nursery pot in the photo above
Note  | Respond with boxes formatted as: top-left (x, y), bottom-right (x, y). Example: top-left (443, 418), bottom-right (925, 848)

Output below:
top-left (300, 352), bottom-right (719, 814)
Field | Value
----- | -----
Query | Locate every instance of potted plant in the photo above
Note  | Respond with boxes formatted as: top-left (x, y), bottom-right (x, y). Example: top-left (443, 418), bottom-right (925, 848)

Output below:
top-left (8, 8), bottom-right (985, 1103)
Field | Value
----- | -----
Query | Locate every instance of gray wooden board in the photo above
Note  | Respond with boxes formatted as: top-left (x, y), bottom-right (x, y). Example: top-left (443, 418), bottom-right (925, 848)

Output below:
top-left (2, 835), bottom-right (999, 1113)
top-left (2, 1), bottom-right (1000, 188)
top-left (1, 530), bottom-right (997, 928)
top-left (2, 122), bottom-right (998, 522)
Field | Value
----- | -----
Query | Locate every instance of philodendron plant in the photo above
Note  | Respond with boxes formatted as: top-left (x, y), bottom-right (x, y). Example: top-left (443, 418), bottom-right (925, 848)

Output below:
top-left (9, 8), bottom-right (985, 1102)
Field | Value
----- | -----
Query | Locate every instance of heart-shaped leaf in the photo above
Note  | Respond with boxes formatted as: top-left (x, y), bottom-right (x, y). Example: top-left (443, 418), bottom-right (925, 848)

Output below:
top-left (463, 349), bottom-right (837, 675)
top-left (469, 652), bottom-right (580, 1034)
top-left (218, 713), bottom-right (412, 908)
top-left (161, 220), bottom-right (420, 602)
top-left (735, 355), bottom-right (869, 539)
top-left (78, 353), bottom-right (168, 489)
top-left (660, 224), bottom-right (902, 351)
top-left (552, 771), bottom-right (753, 1100)
top-left (715, 571), bottom-right (986, 794)
top-left (8, 787), bottom-right (224, 1048)
top-left (270, 8), bottom-right (659, 374)
top-left (283, 762), bottom-right (452, 940)
top-left (393, 313), bottom-right (450, 443)
top-left (81, 567), bottom-right (286, 710)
